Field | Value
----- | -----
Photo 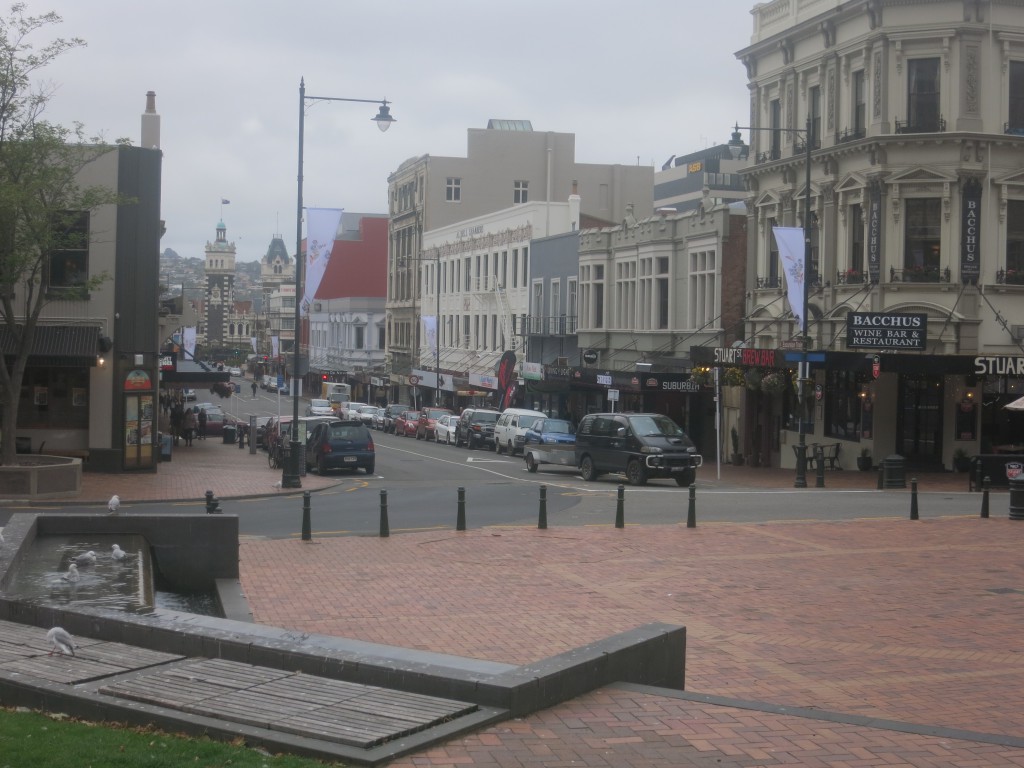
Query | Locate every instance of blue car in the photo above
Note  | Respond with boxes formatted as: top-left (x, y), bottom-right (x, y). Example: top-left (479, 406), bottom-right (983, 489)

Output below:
top-left (523, 418), bottom-right (576, 473)
top-left (305, 419), bottom-right (375, 475)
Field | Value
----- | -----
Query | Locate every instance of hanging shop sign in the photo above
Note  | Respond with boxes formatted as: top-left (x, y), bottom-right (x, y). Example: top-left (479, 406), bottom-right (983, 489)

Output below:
top-left (960, 177), bottom-right (981, 283)
top-left (846, 312), bottom-right (927, 350)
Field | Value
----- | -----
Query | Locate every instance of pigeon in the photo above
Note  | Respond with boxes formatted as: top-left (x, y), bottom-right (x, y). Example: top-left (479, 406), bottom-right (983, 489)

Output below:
top-left (74, 551), bottom-right (97, 566)
top-left (107, 494), bottom-right (121, 515)
top-left (111, 544), bottom-right (127, 561)
top-left (61, 563), bottom-right (80, 582)
top-left (46, 627), bottom-right (76, 657)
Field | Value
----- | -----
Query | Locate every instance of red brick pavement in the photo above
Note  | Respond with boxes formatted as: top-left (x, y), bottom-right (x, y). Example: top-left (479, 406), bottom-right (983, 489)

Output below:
top-left (241, 518), bottom-right (1024, 767)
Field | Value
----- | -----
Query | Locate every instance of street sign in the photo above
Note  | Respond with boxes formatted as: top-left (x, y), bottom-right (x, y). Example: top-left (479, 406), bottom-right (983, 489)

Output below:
top-left (608, 388), bottom-right (620, 402)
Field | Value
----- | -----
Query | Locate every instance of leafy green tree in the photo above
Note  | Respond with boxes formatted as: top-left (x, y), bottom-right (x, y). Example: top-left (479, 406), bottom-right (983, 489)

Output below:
top-left (0, 5), bottom-right (121, 464)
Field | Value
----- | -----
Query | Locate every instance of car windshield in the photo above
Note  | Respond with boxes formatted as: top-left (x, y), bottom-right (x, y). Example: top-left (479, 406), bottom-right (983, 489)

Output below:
top-left (472, 412), bottom-right (499, 423)
top-left (518, 415), bottom-right (541, 429)
top-left (543, 419), bottom-right (573, 434)
top-left (310, 399), bottom-right (329, 408)
top-left (358, 406), bottom-right (377, 414)
top-left (628, 414), bottom-right (693, 444)
top-left (328, 424), bottom-right (365, 440)
top-left (425, 409), bottom-right (448, 418)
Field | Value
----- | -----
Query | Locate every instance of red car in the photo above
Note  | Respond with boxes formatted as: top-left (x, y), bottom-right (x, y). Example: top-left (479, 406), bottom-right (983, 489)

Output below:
top-left (416, 407), bottom-right (453, 441)
top-left (394, 410), bottom-right (419, 437)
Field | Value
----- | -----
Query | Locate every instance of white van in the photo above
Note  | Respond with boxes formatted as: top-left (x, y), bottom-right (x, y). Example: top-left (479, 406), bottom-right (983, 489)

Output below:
top-left (493, 408), bottom-right (547, 456)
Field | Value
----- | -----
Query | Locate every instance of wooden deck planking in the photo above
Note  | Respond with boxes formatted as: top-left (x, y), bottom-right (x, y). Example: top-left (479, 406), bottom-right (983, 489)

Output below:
top-left (76, 643), bottom-right (181, 669)
top-left (2, 656), bottom-right (125, 684)
top-left (160, 659), bottom-right (290, 689)
top-left (249, 674), bottom-right (370, 705)
top-left (100, 675), bottom-right (239, 708)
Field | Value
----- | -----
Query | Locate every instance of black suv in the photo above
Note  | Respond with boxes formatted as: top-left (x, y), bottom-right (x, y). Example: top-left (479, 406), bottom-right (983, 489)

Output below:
top-left (454, 408), bottom-right (500, 449)
top-left (574, 412), bottom-right (702, 486)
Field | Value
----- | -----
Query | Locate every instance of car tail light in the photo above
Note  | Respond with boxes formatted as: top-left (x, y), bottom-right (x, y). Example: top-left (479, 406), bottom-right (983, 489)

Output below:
top-left (368, 438), bottom-right (375, 453)
top-left (321, 443), bottom-right (332, 454)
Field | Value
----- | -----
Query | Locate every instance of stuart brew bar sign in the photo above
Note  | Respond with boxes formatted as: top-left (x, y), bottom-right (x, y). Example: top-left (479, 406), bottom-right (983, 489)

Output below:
top-left (846, 312), bottom-right (927, 349)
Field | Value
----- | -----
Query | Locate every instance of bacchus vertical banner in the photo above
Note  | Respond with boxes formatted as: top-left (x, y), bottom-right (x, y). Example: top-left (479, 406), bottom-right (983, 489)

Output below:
top-left (867, 178), bottom-right (882, 284)
top-left (960, 177), bottom-right (981, 284)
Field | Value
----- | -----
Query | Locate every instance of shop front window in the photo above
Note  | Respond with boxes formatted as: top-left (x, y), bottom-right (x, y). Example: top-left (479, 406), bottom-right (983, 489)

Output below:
top-left (824, 369), bottom-right (865, 440)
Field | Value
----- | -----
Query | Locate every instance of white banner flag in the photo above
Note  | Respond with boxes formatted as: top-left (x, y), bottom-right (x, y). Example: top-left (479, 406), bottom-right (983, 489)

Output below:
top-left (250, 336), bottom-right (258, 353)
top-left (773, 227), bottom-right (807, 334)
top-left (301, 207), bottom-right (343, 316)
top-left (271, 335), bottom-right (279, 359)
top-left (422, 315), bottom-right (438, 359)
top-left (182, 326), bottom-right (197, 361)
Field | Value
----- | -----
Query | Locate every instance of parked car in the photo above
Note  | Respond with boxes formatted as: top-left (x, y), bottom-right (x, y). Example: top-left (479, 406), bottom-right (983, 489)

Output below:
top-left (523, 418), bottom-right (576, 473)
top-left (435, 413), bottom-right (458, 445)
top-left (574, 412), bottom-right (703, 487)
top-left (394, 410), bottom-right (419, 437)
top-left (382, 404), bottom-right (412, 433)
top-left (306, 398), bottom-right (334, 416)
top-left (253, 416), bottom-right (272, 448)
top-left (182, 388), bottom-right (197, 401)
top-left (229, 367), bottom-right (242, 377)
top-left (342, 402), bottom-right (368, 419)
top-left (192, 406), bottom-right (239, 437)
top-left (416, 407), bottom-right (453, 441)
top-left (454, 408), bottom-right (500, 450)
top-left (354, 405), bottom-right (380, 426)
top-left (492, 408), bottom-right (547, 456)
top-left (305, 419), bottom-right (375, 475)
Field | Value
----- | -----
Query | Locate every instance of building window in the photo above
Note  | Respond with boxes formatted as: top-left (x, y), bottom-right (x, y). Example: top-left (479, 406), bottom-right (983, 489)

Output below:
top-left (48, 211), bottom-right (90, 290)
top-left (809, 85), bottom-right (821, 148)
top-left (849, 203), bottom-right (864, 277)
top-left (904, 198), bottom-right (941, 273)
top-left (824, 369), bottom-right (864, 441)
top-left (853, 70), bottom-right (866, 134)
top-left (592, 265), bottom-right (605, 329)
top-left (446, 177), bottom-right (461, 202)
top-left (566, 278), bottom-right (577, 333)
top-left (766, 217), bottom-right (780, 287)
top-left (514, 180), bottom-right (528, 204)
top-left (769, 99), bottom-right (781, 159)
top-left (355, 326), bottom-right (364, 349)
top-left (688, 251), bottom-right (715, 330)
top-left (615, 259), bottom-right (636, 330)
top-left (1010, 62), bottom-right (1024, 134)
top-left (532, 280), bottom-right (543, 332)
top-left (549, 279), bottom-right (560, 334)
top-left (1006, 200), bottom-right (1024, 277)
top-left (907, 58), bottom-right (940, 132)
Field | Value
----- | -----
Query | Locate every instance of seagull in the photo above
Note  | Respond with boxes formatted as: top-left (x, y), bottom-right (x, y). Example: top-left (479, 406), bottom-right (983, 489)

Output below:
top-left (74, 551), bottom-right (97, 566)
top-left (272, 481), bottom-right (282, 490)
top-left (107, 494), bottom-right (121, 515)
top-left (61, 563), bottom-right (80, 582)
top-left (111, 544), bottom-right (127, 561)
top-left (46, 627), bottom-right (76, 657)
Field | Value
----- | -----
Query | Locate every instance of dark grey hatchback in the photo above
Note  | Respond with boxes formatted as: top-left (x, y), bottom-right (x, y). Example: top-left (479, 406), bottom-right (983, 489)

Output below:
top-left (305, 420), bottom-right (375, 475)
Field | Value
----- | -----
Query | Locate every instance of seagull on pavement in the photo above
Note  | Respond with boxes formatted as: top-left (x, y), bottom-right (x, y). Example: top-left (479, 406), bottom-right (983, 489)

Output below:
top-left (46, 627), bottom-right (76, 657)
top-left (111, 544), bottom-right (127, 561)
top-left (74, 551), bottom-right (97, 566)
top-left (61, 563), bottom-right (80, 583)
top-left (107, 494), bottom-right (121, 515)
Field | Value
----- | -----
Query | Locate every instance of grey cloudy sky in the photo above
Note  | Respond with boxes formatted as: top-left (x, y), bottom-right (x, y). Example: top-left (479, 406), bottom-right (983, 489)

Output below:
top-left (35, 1), bottom-right (756, 261)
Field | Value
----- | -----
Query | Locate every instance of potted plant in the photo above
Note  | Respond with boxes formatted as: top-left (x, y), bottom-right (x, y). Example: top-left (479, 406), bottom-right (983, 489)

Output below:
top-left (952, 447), bottom-right (971, 473)
top-left (730, 426), bottom-right (744, 466)
top-left (857, 447), bottom-right (872, 471)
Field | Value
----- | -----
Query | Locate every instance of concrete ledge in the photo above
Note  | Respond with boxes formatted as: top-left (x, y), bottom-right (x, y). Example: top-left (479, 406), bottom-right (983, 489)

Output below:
top-left (0, 456), bottom-right (81, 499)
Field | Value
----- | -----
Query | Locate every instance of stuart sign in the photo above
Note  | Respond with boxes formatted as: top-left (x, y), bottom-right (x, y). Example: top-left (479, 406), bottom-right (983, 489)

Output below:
top-left (846, 312), bottom-right (926, 350)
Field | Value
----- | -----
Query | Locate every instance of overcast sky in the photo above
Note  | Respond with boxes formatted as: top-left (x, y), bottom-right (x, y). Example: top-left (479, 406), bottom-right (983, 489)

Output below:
top-left (34, 1), bottom-right (756, 262)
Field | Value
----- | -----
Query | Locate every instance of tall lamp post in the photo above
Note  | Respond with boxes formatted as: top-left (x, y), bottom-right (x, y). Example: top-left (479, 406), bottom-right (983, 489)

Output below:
top-left (729, 118), bottom-right (813, 488)
top-left (282, 78), bottom-right (395, 489)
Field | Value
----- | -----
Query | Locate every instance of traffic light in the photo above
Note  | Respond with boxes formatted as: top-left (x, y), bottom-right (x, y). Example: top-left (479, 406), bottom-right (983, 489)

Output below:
top-left (321, 374), bottom-right (328, 381)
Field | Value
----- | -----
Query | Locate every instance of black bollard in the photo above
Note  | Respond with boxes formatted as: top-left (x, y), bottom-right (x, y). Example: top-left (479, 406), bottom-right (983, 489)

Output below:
top-left (815, 446), bottom-right (825, 488)
top-left (877, 465), bottom-right (884, 490)
top-left (204, 490), bottom-right (220, 514)
top-left (538, 485), bottom-right (548, 529)
top-left (687, 483), bottom-right (696, 528)
top-left (456, 486), bottom-right (466, 531)
top-left (910, 477), bottom-right (919, 520)
top-left (301, 491), bottom-right (311, 540)
top-left (379, 489), bottom-right (389, 537)
top-left (615, 484), bottom-right (625, 528)
top-left (981, 476), bottom-right (990, 519)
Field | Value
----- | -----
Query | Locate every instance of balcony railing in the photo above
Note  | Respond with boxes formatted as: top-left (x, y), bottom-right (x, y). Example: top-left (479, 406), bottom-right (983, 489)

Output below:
top-left (793, 136), bottom-right (821, 154)
top-left (834, 127), bottom-right (866, 144)
top-left (514, 314), bottom-right (578, 336)
top-left (1004, 123), bottom-right (1024, 136)
top-left (836, 269), bottom-right (866, 285)
top-left (996, 268), bottom-right (1024, 285)
top-left (890, 266), bottom-right (951, 283)
top-left (756, 272), bottom-right (822, 290)
top-left (755, 148), bottom-right (782, 164)
top-left (894, 116), bottom-right (946, 134)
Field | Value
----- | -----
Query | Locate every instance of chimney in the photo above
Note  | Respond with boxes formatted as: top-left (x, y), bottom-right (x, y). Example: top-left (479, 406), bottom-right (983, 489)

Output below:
top-left (141, 90), bottom-right (160, 150)
top-left (568, 179), bottom-right (580, 231)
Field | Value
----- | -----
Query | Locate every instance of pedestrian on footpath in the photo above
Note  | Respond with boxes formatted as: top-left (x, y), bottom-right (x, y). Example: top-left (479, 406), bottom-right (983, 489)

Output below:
top-left (170, 402), bottom-right (183, 446)
top-left (182, 408), bottom-right (196, 447)
top-left (197, 408), bottom-right (207, 440)
top-left (251, 380), bottom-right (257, 399)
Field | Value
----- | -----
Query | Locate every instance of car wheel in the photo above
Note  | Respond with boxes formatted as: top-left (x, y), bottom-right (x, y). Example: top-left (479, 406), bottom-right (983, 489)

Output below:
top-left (580, 455), bottom-right (597, 481)
top-left (507, 440), bottom-right (516, 456)
top-left (626, 459), bottom-right (648, 486)
top-left (365, 464), bottom-right (375, 475)
top-left (526, 453), bottom-right (538, 473)
top-left (317, 456), bottom-right (328, 475)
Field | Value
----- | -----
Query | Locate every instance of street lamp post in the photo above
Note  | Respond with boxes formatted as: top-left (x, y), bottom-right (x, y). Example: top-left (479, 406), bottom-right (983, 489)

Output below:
top-left (730, 118), bottom-right (813, 488)
top-left (282, 77), bottom-right (395, 489)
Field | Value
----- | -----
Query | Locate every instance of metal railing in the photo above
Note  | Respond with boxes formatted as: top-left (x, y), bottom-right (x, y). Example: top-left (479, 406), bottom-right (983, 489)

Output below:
top-left (894, 116), bottom-right (946, 134)
top-left (889, 266), bottom-right (951, 283)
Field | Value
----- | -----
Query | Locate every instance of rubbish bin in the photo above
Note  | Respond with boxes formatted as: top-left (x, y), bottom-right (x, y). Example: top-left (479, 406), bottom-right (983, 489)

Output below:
top-left (159, 432), bottom-right (172, 462)
top-left (222, 424), bottom-right (237, 444)
top-left (1010, 476), bottom-right (1024, 520)
top-left (882, 454), bottom-right (906, 489)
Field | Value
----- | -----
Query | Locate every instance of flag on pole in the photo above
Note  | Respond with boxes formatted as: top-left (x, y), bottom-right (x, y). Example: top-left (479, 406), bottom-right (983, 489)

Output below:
top-left (773, 226), bottom-right (807, 334)
top-left (250, 336), bottom-right (257, 354)
top-left (221, 198), bottom-right (231, 205)
top-left (301, 208), bottom-right (343, 316)
top-left (182, 327), bottom-right (197, 361)
top-left (271, 335), bottom-right (279, 359)
top-left (422, 315), bottom-right (438, 358)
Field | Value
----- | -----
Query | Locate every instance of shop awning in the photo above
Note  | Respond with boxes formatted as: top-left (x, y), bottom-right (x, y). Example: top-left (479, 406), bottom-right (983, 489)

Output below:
top-left (161, 360), bottom-right (230, 387)
top-left (0, 324), bottom-right (100, 366)
top-left (1005, 396), bottom-right (1024, 411)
